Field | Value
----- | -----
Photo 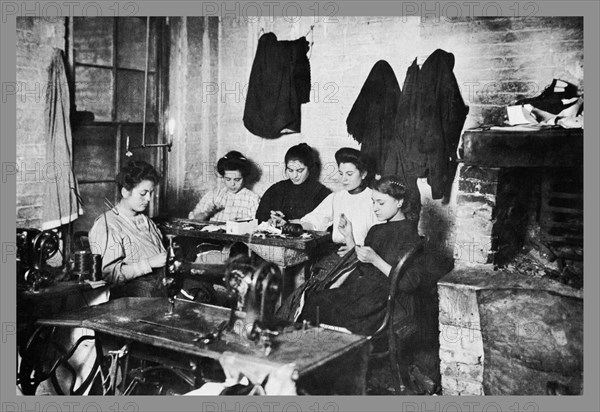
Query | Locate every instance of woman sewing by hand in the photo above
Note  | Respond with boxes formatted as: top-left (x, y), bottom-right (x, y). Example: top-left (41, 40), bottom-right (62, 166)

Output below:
top-left (88, 161), bottom-right (167, 298)
top-left (255, 143), bottom-right (330, 227)
top-left (295, 148), bottom-right (378, 279)
top-left (293, 177), bottom-right (421, 336)
top-left (189, 151), bottom-right (260, 222)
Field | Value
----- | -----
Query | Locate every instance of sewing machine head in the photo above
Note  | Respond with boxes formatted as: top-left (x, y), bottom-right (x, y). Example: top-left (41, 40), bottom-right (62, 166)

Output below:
top-left (165, 249), bottom-right (283, 354)
top-left (17, 228), bottom-right (60, 291)
top-left (224, 256), bottom-right (283, 355)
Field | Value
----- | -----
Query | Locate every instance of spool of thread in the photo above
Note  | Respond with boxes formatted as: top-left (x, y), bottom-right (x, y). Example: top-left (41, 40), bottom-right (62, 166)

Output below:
top-left (71, 250), bottom-right (103, 281)
top-left (92, 254), bottom-right (102, 281)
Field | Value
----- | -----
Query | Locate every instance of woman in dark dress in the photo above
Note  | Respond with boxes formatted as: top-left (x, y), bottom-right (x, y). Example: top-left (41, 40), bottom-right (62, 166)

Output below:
top-left (293, 176), bottom-right (421, 336)
top-left (255, 143), bottom-right (330, 225)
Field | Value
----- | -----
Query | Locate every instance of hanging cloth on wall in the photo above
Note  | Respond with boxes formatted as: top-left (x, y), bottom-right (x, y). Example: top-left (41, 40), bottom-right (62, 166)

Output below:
top-left (383, 49), bottom-right (468, 203)
top-left (382, 58), bottom-right (423, 222)
top-left (243, 32), bottom-right (311, 139)
top-left (417, 49), bottom-right (468, 200)
top-left (42, 48), bottom-right (83, 230)
top-left (346, 60), bottom-right (401, 175)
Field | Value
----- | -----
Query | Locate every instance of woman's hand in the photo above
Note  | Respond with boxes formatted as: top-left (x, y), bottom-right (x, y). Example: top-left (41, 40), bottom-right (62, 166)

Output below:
top-left (356, 246), bottom-right (392, 276)
top-left (338, 213), bottom-right (353, 238)
top-left (336, 244), bottom-right (352, 256)
top-left (148, 252), bottom-right (167, 268)
top-left (355, 246), bottom-right (379, 264)
top-left (337, 213), bottom-right (356, 254)
top-left (269, 210), bottom-right (287, 227)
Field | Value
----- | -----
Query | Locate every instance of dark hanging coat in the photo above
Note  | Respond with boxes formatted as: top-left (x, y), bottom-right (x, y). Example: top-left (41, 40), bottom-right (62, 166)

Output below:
top-left (417, 49), bottom-right (468, 199)
top-left (382, 59), bottom-right (423, 221)
top-left (346, 60), bottom-right (401, 175)
top-left (243, 33), bottom-right (311, 139)
top-left (383, 49), bottom-right (468, 201)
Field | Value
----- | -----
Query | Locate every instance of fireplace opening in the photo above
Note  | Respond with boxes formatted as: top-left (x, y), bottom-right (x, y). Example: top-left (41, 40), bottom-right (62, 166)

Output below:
top-left (491, 167), bottom-right (583, 289)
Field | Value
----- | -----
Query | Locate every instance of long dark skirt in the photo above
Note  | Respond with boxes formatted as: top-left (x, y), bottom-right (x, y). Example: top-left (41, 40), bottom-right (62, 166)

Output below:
top-left (300, 270), bottom-right (389, 336)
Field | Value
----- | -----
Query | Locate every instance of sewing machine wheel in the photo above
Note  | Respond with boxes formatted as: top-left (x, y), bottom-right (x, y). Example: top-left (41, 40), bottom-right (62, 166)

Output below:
top-left (18, 326), bottom-right (103, 395)
top-left (33, 230), bottom-right (60, 261)
top-left (249, 262), bottom-right (282, 308)
top-left (245, 262), bottom-right (282, 339)
top-left (18, 326), bottom-right (59, 394)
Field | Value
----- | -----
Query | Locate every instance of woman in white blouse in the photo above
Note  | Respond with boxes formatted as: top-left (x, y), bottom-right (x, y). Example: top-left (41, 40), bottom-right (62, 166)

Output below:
top-left (296, 148), bottom-right (378, 270)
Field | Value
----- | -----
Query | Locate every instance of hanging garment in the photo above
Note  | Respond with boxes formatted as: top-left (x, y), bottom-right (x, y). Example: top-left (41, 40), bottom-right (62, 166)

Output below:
top-left (346, 60), bottom-right (401, 175)
top-left (384, 50), bottom-right (468, 204)
top-left (42, 48), bottom-right (82, 230)
top-left (383, 58), bottom-right (424, 177)
top-left (243, 33), bottom-right (311, 139)
top-left (417, 49), bottom-right (468, 199)
top-left (382, 58), bottom-right (423, 222)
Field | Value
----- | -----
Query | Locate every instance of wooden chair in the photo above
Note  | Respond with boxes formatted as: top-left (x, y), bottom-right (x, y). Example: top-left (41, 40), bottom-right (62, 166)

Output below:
top-left (368, 240), bottom-right (425, 394)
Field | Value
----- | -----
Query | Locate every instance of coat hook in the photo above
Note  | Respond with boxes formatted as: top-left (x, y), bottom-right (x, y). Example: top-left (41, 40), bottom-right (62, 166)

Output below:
top-left (305, 25), bottom-right (314, 37)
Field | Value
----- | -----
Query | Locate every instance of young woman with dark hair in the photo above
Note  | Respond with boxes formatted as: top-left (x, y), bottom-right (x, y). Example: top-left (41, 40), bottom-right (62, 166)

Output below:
top-left (255, 143), bottom-right (330, 225)
top-left (188, 151), bottom-right (260, 222)
top-left (279, 176), bottom-right (421, 336)
top-left (88, 161), bottom-right (167, 298)
top-left (298, 147), bottom-right (378, 257)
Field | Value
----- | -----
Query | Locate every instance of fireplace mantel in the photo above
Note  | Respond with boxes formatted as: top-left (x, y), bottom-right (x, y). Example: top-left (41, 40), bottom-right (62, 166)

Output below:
top-left (461, 128), bottom-right (583, 168)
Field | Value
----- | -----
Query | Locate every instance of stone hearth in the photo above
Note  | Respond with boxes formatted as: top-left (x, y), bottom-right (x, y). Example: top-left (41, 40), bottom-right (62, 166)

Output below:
top-left (438, 261), bottom-right (583, 395)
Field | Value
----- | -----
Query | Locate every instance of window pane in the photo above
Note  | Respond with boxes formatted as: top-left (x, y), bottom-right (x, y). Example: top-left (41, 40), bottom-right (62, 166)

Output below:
top-left (73, 17), bottom-right (113, 66)
top-left (117, 17), bottom-right (157, 71)
top-left (72, 125), bottom-right (118, 181)
top-left (116, 70), bottom-right (156, 122)
top-left (75, 66), bottom-right (113, 121)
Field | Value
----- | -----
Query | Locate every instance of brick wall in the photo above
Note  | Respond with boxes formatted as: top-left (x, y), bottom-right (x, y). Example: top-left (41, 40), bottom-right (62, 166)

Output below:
top-left (169, 16), bottom-right (583, 258)
top-left (16, 17), bottom-right (66, 229)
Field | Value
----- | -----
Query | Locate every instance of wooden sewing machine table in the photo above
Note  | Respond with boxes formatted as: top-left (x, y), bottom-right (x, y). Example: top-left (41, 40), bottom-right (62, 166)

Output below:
top-left (154, 217), bottom-right (333, 298)
top-left (35, 297), bottom-right (370, 395)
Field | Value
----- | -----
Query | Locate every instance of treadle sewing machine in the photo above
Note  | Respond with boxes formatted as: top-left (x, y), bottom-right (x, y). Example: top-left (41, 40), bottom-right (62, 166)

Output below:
top-left (19, 245), bottom-right (370, 396)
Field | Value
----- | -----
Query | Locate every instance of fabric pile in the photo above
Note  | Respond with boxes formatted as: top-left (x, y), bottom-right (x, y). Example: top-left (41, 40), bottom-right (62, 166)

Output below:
top-left (508, 79), bottom-right (584, 129)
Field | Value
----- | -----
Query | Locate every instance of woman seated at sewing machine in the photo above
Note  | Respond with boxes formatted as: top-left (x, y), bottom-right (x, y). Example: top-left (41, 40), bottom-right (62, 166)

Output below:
top-left (188, 151), bottom-right (260, 222)
top-left (255, 143), bottom-right (330, 226)
top-left (88, 161), bottom-right (167, 298)
top-left (279, 177), bottom-right (421, 336)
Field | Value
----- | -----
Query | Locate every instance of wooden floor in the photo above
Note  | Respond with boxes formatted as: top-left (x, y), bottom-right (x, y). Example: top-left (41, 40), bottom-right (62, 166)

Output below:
top-left (366, 348), bottom-right (441, 395)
